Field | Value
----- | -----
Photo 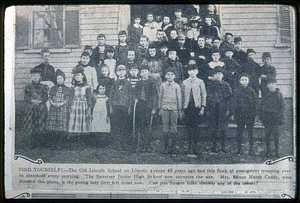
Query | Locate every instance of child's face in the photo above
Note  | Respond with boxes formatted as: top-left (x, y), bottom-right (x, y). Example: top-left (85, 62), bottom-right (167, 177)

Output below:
top-left (226, 35), bottom-right (233, 43)
top-left (168, 51), bottom-right (177, 61)
top-left (165, 72), bottom-right (175, 82)
top-left (101, 67), bottom-right (109, 77)
top-left (31, 73), bottom-right (41, 83)
top-left (97, 37), bottom-right (106, 46)
top-left (116, 69), bottom-right (126, 78)
top-left (208, 4), bottom-right (215, 12)
top-left (213, 40), bottom-right (221, 48)
top-left (240, 76), bottom-right (249, 87)
top-left (155, 15), bottom-right (162, 22)
top-left (267, 82), bottom-right (276, 92)
top-left (214, 72), bottom-right (223, 81)
top-left (134, 18), bottom-right (141, 24)
top-left (119, 34), bottom-right (127, 43)
top-left (147, 14), bottom-right (154, 22)
top-left (129, 68), bottom-right (139, 77)
top-left (191, 22), bottom-right (198, 28)
top-left (188, 69), bottom-right (198, 78)
top-left (75, 73), bottom-right (84, 82)
top-left (42, 52), bottom-right (50, 63)
top-left (170, 30), bottom-right (178, 39)
top-left (127, 51), bottom-right (135, 61)
top-left (212, 53), bottom-right (220, 62)
top-left (178, 38), bottom-right (185, 46)
top-left (161, 47), bottom-right (168, 55)
top-left (188, 59), bottom-right (196, 65)
top-left (149, 48), bottom-right (156, 57)
top-left (156, 31), bottom-right (164, 40)
top-left (225, 51), bottom-right (233, 59)
top-left (263, 57), bottom-right (271, 66)
top-left (198, 38), bottom-right (205, 47)
top-left (186, 30), bottom-right (194, 39)
top-left (98, 86), bottom-right (106, 95)
top-left (205, 18), bottom-right (212, 26)
top-left (81, 55), bottom-right (90, 65)
top-left (140, 37), bottom-right (148, 47)
top-left (248, 52), bottom-right (255, 60)
top-left (175, 11), bottom-right (182, 18)
top-left (234, 41), bottom-right (242, 51)
top-left (163, 16), bottom-right (170, 24)
top-left (106, 51), bottom-right (114, 59)
top-left (140, 69), bottom-right (149, 79)
top-left (56, 75), bottom-right (64, 85)
top-left (206, 38), bottom-right (212, 45)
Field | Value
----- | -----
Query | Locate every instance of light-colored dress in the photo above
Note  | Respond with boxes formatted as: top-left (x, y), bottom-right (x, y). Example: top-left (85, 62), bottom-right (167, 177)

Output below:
top-left (90, 95), bottom-right (110, 133)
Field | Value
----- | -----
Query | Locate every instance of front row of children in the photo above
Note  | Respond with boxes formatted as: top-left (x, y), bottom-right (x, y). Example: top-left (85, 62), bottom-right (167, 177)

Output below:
top-left (24, 61), bottom-right (284, 157)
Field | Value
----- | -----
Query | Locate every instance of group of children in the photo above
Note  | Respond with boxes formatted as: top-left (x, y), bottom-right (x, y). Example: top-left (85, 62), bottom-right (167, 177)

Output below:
top-left (23, 5), bottom-right (285, 158)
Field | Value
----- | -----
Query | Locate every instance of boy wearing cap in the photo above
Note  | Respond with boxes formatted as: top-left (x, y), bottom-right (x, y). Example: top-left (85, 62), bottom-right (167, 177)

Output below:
top-left (220, 33), bottom-right (235, 57)
top-left (158, 68), bottom-right (183, 154)
top-left (91, 34), bottom-right (110, 67)
top-left (232, 37), bottom-right (248, 65)
top-left (231, 74), bottom-right (258, 155)
top-left (163, 48), bottom-right (184, 84)
top-left (206, 66), bottom-right (232, 153)
top-left (176, 34), bottom-right (190, 66)
top-left (182, 64), bottom-right (207, 155)
top-left (35, 48), bottom-right (56, 85)
top-left (110, 65), bottom-right (132, 151)
top-left (259, 52), bottom-right (276, 99)
top-left (133, 65), bottom-right (158, 153)
top-left (260, 78), bottom-right (284, 157)
top-left (221, 46), bottom-right (240, 89)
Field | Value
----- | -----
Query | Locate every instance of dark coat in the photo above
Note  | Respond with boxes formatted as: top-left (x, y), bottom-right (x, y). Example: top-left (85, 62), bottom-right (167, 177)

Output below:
top-left (135, 78), bottom-right (158, 109)
top-left (35, 63), bottom-right (56, 84)
top-left (259, 64), bottom-right (276, 98)
top-left (219, 41), bottom-right (234, 57)
top-left (128, 24), bottom-right (143, 45)
top-left (91, 44), bottom-right (110, 67)
top-left (49, 84), bottom-right (71, 98)
top-left (221, 57), bottom-right (240, 89)
top-left (175, 44), bottom-right (191, 66)
top-left (109, 79), bottom-right (132, 108)
top-left (200, 25), bottom-right (218, 39)
top-left (232, 49), bottom-right (248, 65)
top-left (194, 46), bottom-right (210, 65)
top-left (115, 44), bottom-right (130, 65)
top-left (239, 59), bottom-right (260, 95)
top-left (163, 59), bottom-right (184, 84)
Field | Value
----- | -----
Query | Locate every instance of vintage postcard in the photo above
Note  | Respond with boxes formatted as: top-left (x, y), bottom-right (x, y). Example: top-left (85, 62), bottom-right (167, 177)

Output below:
top-left (5, 4), bottom-right (296, 199)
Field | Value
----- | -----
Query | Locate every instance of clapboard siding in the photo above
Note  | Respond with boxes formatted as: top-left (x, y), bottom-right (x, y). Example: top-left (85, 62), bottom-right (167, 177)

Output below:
top-left (220, 4), bottom-right (294, 97)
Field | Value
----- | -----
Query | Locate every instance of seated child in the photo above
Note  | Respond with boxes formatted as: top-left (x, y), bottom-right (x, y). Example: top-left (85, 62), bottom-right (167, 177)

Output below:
top-left (194, 35), bottom-right (210, 68)
top-left (219, 33), bottom-right (235, 57)
top-left (128, 16), bottom-right (143, 46)
top-left (163, 48), bottom-right (184, 84)
top-left (189, 18), bottom-right (200, 40)
top-left (205, 36), bottom-right (214, 49)
top-left (200, 16), bottom-right (219, 39)
top-left (213, 37), bottom-right (221, 50)
top-left (182, 64), bottom-right (207, 155)
top-left (155, 13), bottom-right (163, 29)
top-left (23, 67), bottom-right (49, 149)
top-left (176, 34), bottom-right (190, 66)
top-left (232, 74), bottom-right (258, 155)
top-left (143, 12), bottom-right (158, 42)
top-left (158, 68), bottom-right (183, 154)
top-left (91, 34), bottom-right (109, 67)
top-left (232, 36), bottom-right (248, 65)
top-left (125, 50), bottom-right (138, 72)
top-left (103, 45), bottom-right (117, 79)
top-left (260, 78), bottom-right (284, 157)
top-left (205, 4), bottom-right (221, 29)
top-left (206, 67), bottom-right (232, 153)
top-left (115, 30), bottom-right (130, 66)
top-left (136, 35), bottom-right (149, 65)
top-left (173, 8), bottom-right (188, 34)
top-left (169, 29), bottom-right (178, 45)
top-left (259, 52), bottom-right (276, 99)
top-left (128, 63), bottom-right (141, 89)
top-left (221, 46), bottom-right (240, 89)
top-left (162, 15), bottom-right (173, 39)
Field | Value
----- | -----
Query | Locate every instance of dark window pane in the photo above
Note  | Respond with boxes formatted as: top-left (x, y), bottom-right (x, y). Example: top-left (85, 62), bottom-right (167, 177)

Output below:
top-left (65, 10), bottom-right (80, 46)
top-left (15, 7), bottom-right (29, 48)
top-left (279, 5), bottom-right (291, 44)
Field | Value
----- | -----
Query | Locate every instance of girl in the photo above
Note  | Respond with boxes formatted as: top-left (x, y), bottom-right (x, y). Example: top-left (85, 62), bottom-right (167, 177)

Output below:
top-left (204, 4), bottom-right (221, 29)
top-left (23, 67), bottom-right (49, 149)
top-left (115, 30), bottom-right (129, 66)
top-left (162, 16), bottom-right (173, 39)
top-left (128, 16), bottom-right (143, 46)
top-left (68, 67), bottom-right (93, 148)
top-left (143, 13), bottom-right (158, 42)
top-left (46, 69), bottom-right (71, 149)
top-left (189, 18), bottom-right (200, 41)
top-left (98, 64), bottom-right (114, 97)
top-left (90, 83), bottom-right (111, 144)
top-left (103, 46), bottom-right (117, 80)
top-left (169, 29), bottom-right (178, 45)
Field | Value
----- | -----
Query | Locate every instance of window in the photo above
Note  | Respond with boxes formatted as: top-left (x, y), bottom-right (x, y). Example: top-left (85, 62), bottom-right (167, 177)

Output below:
top-left (15, 5), bottom-right (80, 49)
top-left (277, 5), bottom-right (292, 46)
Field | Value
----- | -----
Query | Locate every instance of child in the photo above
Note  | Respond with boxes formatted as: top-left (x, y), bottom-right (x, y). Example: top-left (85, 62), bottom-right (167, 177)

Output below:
top-left (162, 15), bottom-right (173, 39)
top-left (136, 35), bottom-right (149, 64)
top-left (91, 34), bottom-right (109, 67)
top-left (200, 16), bottom-right (218, 39)
top-left (185, 29), bottom-right (197, 53)
top-left (23, 67), bottom-right (49, 149)
top-left (143, 13), bottom-right (158, 42)
top-left (176, 34), bottom-right (190, 66)
top-left (232, 74), bottom-right (258, 155)
top-left (204, 48), bottom-right (225, 85)
top-left (205, 36), bottom-right (214, 49)
top-left (103, 45), bottom-right (117, 79)
top-left (232, 37), bottom-right (248, 65)
top-left (221, 46), bottom-right (240, 89)
top-left (194, 36), bottom-right (210, 68)
top-left (155, 29), bottom-right (168, 49)
top-left (68, 67), bottom-right (93, 148)
top-left (220, 33), bottom-right (234, 57)
top-left (205, 4), bottom-right (221, 29)
top-left (155, 13), bottom-right (163, 29)
top-left (128, 64), bottom-right (140, 89)
top-left (260, 78), bottom-right (284, 157)
top-left (133, 65), bottom-right (158, 153)
top-left (115, 30), bottom-right (130, 66)
top-left (159, 41), bottom-right (169, 63)
top-left (46, 69), bottom-right (71, 150)
top-left (128, 16), bottom-right (143, 46)
top-left (163, 48), bottom-right (184, 84)
top-left (206, 67), bottom-right (232, 153)
top-left (189, 18), bottom-right (200, 41)
top-left (74, 52), bottom-right (98, 91)
top-left (90, 83), bottom-right (111, 144)
top-left (173, 8), bottom-right (188, 34)
top-left (259, 52), bottom-right (276, 99)
top-left (213, 37), bottom-right (221, 50)
top-left (97, 64), bottom-right (114, 97)
top-left (182, 64), bottom-right (207, 155)
top-left (125, 50), bottom-right (138, 71)
top-left (169, 29), bottom-right (178, 45)
top-left (110, 65), bottom-right (132, 151)
top-left (158, 68), bottom-right (183, 154)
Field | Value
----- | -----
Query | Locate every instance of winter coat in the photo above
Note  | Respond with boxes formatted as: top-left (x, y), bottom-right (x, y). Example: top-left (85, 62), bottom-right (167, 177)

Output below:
top-left (232, 49), bottom-right (248, 65)
top-left (35, 63), bottom-right (56, 85)
top-left (259, 64), bottom-right (276, 98)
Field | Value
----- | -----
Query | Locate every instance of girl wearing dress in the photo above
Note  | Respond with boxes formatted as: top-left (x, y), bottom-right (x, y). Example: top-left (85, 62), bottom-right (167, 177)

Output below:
top-left (46, 69), bottom-right (71, 150)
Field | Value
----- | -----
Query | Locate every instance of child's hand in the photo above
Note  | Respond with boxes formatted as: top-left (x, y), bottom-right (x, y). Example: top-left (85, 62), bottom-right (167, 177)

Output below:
top-left (199, 107), bottom-right (205, 116)
top-left (230, 115), bottom-right (234, 121)
top-left (151, 108), bottom-right (156, 115)
top-left (106, 117), bottom-right (110, 123)
top-left (226, 110), bottom-right (230, 117)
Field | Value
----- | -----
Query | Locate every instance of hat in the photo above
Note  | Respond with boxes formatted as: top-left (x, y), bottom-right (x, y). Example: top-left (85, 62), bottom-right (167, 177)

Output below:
top-left (84, 45), bottom-right (92, 50)
top-left (213, 37), bottom-right (221, 41)
top-left (178, 34), bottom-right (186, 40)
top-left (30, 67), bottom-right (42, 74)
top-left (128, 63), bottom-right (139, 70)
top-left (55, 69), bottom-right (66, 79)
top-left (262, 52), bottom-right (271, 60)
top-left (211, 47), bottom-right (220, 54)
top-left (225, 32), bottom-right (233, 37)
top-left (224, 45), bottom-right (235, 53)
top-left (213, 66), bottom-right (224, 74)
top-left (246, 49), bottom-right (256, 55)
top-left (239, 73), bottom-right (250, 79)
top-left (116, 65), bottom-right (127, 71)
top-left (187, 64), bottom-right (198, 71)
top-left (72, 66), bottom-right (84, 74)
top-left (190, 16), bottom-right (200, 22)
top-left (140, 65), bottom-right (149, 71)
top-left (234, 37), bottom-right (242, 43)
top-left (266, 77), bottom-right (276, 84)
top-left (41, 47), bottom-right (50, 54)
top-left (165, 68), bottom-right (176, 75)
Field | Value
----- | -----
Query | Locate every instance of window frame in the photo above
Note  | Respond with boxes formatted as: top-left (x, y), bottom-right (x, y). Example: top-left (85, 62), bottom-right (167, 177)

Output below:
top-left (275, 5), bottom-right (292, 48)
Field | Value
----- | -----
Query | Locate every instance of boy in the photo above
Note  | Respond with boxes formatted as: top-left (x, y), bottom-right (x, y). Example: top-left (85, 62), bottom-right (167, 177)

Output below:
top-left (91, 34), bottom-right (109, 67)
top-left (232, 36), bottom-right (248, 65)
top-left (169, 29), bottom-right (178, 45)
top-left (182, 64), bottom-right (206, 155)
top-left (163, 48), bottom-right (184, 84)
top-left (103, 45), bottom-right (117, 79)
top-left (125, 50), bottom-right (138, 71)
top-left (205, 36), bottom-right (214, 49)
top-left (136, 35), bottom-right (149, 64)
top-left (201, 16), bottom-right (218, 39)
top-left (173, 8), bottom-right (188, 34)
top-left (159, 41), bottom-right (169, 63)
top-left (259, 52), bottom-right (276, 99)
top-left (232, 74), bottom-right (258, 155)
top-left (261, 78), bottom-right (284, 157)
top-left (158, 68), bottom-right (182, 154)
top-left (128, 16), bottom-right (143, 45)
top-left (115, 30), bottom-right (130, 66)
top-left (133, 65), bottom-right (158, 153)
top-left (206, 66), bottom-right (232, 153)
top-left (221, 46), bottom-right (240, 89)
top-left (194, 36), bottom-right (210, 67)
top-left (35, 47), bottom-right (56, 85)
top-left (213, 37), bottom-right (221, 50)
top-left (176, 34), bottom-right (190, 66)
top-left (219, 32), bottom-right (234, 57)
top-left (185, 29), bottom-right (197, 53)
top-left (128, 63), bottom-right (140, 89)
top-left (110, 65), bottom-right (132, 151)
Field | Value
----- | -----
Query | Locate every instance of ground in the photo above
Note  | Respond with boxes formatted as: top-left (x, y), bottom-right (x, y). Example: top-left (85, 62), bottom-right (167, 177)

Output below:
top-left (13, 99), bottom-right (294, 164)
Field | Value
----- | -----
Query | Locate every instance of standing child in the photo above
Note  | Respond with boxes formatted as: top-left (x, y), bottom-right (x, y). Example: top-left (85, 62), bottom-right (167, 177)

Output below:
top-left (232, 37), bottom-right (248, 65)
top-left (206, 67), bottom-right (232, 153)
top-left (103, 45), bottom-right (117, 80)
top-left (128, 63), bottom-right (141, 89)
top-left (213, 37), bottom-right (221, 51)
top-left (143, 13), bottom-right (158, 43)
top-left (110, 65), bottom-right (132, 151)
top-left (46, 69), bottom-right (71, 150)
top-left (91, 34), bottom-right (109, 67)
top-left (185, 29), bottom-right (197, 53)
top-left (259, 52), bottom-right (276, 99)
top-left (23, 67), bottom-right (49, 149)
top-left (97, 64), bottom-right (114, 97)
top-left (125, 50), bottom-right (138, 72)
top-left (219, 33), bottom-right (234, 58)
top-left (204, 4), bottom-right (221, 29)
top-left (173, 8), bottom-right (188, 35)
top-left (232, 74), bottom-right (258, 155)
top-left (182, 64), bottom-right (206, 155)
top-left (155, 13), bottom-right (163, 29)
top-left (115, 30), bottom-right (130, 66)
top-left (189, 18), bottom-right (200, 41)
top-left (163, 48), bottom-right (184, 84)
top-left (159, 41), bottom-right (169, 63)
top-left (162, 15), bottom-right (173, 39)
top-left (204, 48), bottom-right (226, 85)
top-left (158, 68), bottom-right (183, 154)
top-left (169, 29), bottom-right (178, 45)
top-left (68, 67), bottom-right (93, 149)
top-left (176, 34), bottom-right (190, 66)
top-left (200, 16), bottom-right (218, 39)
top-left (136, 35), bottom-right (149, 65)
top-left (128, 16), bottom-right (143, 46)
top-left (261, 78), bottom-right (284, 157)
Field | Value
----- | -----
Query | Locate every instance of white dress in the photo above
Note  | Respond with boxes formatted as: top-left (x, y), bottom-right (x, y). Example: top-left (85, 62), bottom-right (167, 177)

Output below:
top-left (90, 95), bottom-right (110, 133)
